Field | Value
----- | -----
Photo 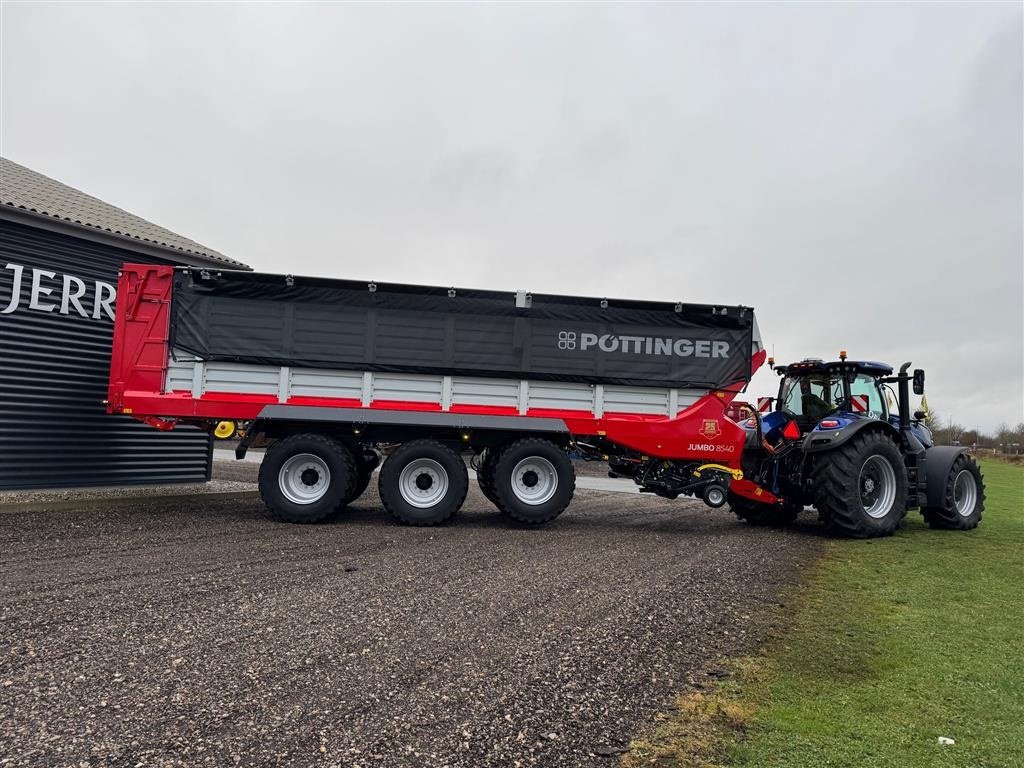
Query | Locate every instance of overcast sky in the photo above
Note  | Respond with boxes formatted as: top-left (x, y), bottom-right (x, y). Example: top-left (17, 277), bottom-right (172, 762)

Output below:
top-left (2, 2), bottom-right (1021, 432)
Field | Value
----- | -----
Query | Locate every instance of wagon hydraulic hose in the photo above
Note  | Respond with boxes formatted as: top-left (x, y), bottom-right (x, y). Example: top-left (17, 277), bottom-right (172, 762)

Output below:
top-left (749, 408), bottom-right (778, 454)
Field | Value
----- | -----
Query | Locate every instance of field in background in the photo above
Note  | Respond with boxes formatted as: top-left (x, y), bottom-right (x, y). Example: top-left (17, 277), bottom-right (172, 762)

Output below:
top-left (624, 458), bottom-right (1024, 768)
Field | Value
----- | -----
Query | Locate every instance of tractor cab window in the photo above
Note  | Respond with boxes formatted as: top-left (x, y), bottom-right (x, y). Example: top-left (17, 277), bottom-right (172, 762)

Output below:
top-left (847, 373), bottom-right (886, 418)
top-left (779, 373), bottom-right (841, 424)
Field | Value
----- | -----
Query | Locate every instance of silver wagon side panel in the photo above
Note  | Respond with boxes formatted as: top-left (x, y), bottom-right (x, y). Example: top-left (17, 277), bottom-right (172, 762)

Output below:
top-left (168, 349), bottom-right (716, 419)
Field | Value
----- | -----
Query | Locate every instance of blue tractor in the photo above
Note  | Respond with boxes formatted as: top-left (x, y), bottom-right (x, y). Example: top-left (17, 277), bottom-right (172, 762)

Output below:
top-left (731, 354), bottom-right (985, 538)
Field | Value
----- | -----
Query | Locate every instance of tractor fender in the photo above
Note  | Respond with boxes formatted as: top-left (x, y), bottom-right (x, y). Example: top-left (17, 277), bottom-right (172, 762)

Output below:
top-left (801, 418), bottom-right (899, 455)
top-left (923, 446), bottom-right (969, 508)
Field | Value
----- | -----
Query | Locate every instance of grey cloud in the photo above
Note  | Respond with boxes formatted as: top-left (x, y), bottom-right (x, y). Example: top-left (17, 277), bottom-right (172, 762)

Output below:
top-left (2, 1), bottom-right (1020, 431)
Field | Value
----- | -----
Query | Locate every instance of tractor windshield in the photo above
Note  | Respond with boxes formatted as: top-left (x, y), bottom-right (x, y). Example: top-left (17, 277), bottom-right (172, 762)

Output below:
top-left (779, 373), bottom-right (843, 424)
top-left (847, 373), bottom-right (887, 418)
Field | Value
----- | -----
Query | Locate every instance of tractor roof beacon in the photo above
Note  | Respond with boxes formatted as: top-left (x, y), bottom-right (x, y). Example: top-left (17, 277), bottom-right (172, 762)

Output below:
top-left (730, 353), bottom-right (985, 538)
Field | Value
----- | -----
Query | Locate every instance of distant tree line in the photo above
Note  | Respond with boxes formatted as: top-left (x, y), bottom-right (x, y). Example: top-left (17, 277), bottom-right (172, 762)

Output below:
top-left (923, 403), bottom-right (1024, 453)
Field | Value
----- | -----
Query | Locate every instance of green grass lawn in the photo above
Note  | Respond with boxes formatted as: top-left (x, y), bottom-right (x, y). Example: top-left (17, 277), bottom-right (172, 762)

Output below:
top-left (624, 458), bottom-right (1024, 768)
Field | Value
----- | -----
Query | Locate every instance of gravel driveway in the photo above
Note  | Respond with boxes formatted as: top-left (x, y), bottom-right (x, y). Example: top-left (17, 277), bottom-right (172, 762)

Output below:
top-left (1, 466), bottom-right (822, 768)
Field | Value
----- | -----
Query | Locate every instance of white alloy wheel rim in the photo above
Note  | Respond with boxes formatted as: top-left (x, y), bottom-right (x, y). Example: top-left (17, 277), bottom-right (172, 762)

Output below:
top-left (511, 457), bottom-right (558, 506)
top-left (859, 454), bottom-right (897, 519)
top-left (706, 487), bottom-right (725, 506)
top-left (399, 458), bottom-right (449, 508)
top-left (279, 453), bottom-right (331, 505)
top-left (952, 469), bottom-right (977, 517)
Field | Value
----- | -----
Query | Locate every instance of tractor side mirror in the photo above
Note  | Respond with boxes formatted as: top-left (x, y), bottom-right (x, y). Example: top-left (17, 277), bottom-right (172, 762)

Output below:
top-left (914, 410), bottom-right (927, 421)
top-left (912, 369), bottom-right (925, 395)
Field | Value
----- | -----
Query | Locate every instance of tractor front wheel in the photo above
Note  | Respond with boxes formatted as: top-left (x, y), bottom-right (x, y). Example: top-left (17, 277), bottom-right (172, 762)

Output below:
top-left (922, 453), bottom-right (985, 530)
top-left (811, 431), bottom-right (907, 538)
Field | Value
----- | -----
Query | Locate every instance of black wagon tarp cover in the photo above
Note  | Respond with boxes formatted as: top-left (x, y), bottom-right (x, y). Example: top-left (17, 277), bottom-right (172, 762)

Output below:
top-left (170, 268), bottom-right (757, 390)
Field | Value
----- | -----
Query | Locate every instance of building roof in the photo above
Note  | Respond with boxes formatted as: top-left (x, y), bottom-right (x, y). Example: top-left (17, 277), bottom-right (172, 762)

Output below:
top-left (0, 156), bottom-right (247, 268)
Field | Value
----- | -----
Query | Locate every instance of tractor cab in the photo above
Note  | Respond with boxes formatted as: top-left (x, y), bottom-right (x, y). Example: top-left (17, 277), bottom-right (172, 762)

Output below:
top-left (739, 353), bottom-right (931, 458)
top-left (773, 357), bottom-right (892, 432)
top-left (744, 356), bottom-right (896, 448)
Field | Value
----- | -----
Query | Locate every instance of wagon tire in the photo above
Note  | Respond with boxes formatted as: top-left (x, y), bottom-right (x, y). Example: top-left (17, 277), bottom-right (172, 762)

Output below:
top-left (379, 440), bottom-right (468, 526)
top-left (344, 449), bottom-right (380, 506)
top-left (492, 439), bottom-right (575, 525)
top-left (476, 448), bottom-right (502, 506)
top-left (922, 453), bottom-right (984, 530)
top-left (258, 433), bottom-right (354, 524)
top-left (811, 431), bottom-right (907, 538)
top-left (344, 468), bottom-right (373, 506)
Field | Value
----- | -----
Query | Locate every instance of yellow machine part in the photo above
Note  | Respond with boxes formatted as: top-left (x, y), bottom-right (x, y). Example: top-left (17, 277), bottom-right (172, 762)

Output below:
top-left (692, 463), bottom-right (743, 481)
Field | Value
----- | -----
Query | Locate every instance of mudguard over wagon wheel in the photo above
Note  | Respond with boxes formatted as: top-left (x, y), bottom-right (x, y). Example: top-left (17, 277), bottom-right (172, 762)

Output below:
top-left (811, 431), bottom-right (908, 538)
top-left (922, 453), bottom-right (985, 530)
top-left (258, 433), bottom-right (355, 523)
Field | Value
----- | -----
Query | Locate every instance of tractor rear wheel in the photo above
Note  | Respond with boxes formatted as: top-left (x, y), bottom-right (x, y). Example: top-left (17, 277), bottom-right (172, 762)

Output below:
top-left (811, 431), bottom-right (907, 538)
top-left (728, 493), bottom-right (800, 526)
top-left (922, 453), bottom-right (985, 530)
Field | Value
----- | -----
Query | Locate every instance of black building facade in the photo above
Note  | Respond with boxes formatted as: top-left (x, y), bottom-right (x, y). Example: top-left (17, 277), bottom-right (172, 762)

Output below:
top-left (0, 158), bottom-right (248, 490)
